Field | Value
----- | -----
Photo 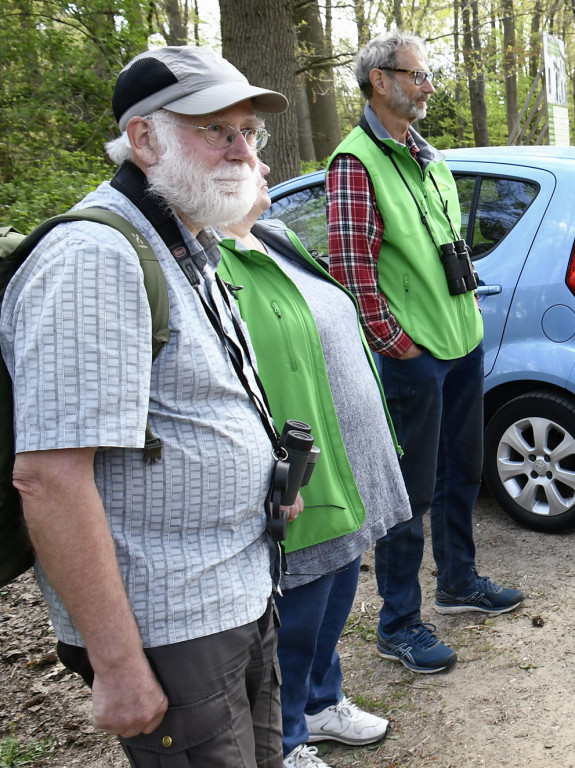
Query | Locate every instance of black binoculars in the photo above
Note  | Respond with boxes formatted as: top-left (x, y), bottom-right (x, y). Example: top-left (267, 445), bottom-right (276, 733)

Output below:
top-left (439, 240), bottom-right (478, 296)
top-left (277, 420), bottom-right (320, 506)
top-left (268, 420), bottom-right (321, 542)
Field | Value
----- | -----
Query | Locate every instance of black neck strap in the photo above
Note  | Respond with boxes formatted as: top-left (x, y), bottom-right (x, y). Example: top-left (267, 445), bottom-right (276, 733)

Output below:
top-left (110, 162), bottom-right (280, 451)
top-left (111, 161), bottom-right (190, 261)
top-left (358, 115), bottom-right (459, 249)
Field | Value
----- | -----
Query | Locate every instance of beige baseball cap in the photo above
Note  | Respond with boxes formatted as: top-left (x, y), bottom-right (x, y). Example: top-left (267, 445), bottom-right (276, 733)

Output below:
top-left (113, 46), bottom-right (288, 132)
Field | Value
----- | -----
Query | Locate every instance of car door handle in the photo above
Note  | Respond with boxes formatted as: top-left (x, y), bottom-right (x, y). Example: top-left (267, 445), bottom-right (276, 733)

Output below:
top-left (476, 284), bottom-right (502, 296)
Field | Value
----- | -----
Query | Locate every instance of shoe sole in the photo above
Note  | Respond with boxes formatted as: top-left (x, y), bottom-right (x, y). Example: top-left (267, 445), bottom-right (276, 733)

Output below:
top-left (306, 727), bottom-right (388, 746)
top-left (434, 599), bottom-right (524, 615)
top-left (376, 645), bottom-right (456, 674)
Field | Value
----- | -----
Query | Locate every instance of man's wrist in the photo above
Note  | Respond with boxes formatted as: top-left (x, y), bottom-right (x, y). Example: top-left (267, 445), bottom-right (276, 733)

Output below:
top-left (397, 343), bottom-right (422, 360)
top-left (375, 331), bottom-right (413, 358)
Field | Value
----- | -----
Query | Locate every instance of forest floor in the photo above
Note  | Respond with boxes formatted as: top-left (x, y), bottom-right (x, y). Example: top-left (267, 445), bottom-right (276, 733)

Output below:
top-left (1, 483), bottom-right (575, 767)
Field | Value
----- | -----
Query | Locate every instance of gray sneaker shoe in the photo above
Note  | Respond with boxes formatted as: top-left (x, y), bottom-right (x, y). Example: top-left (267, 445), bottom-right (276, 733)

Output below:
top-left (284, 744), bottom-right (332, 767)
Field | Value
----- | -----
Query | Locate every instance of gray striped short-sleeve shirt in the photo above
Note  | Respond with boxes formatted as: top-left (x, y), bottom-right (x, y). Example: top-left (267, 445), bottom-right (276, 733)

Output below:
top-left (0, 183), bottom-right (275, 647)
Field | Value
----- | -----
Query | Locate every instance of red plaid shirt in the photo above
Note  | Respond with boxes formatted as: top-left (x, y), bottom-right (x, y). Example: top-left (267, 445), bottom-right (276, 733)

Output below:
top-left (326, 146), bottom-right (420, 358)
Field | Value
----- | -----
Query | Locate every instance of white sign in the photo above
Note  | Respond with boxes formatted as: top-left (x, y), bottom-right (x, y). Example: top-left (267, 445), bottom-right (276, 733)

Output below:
top-left (542, 33), bottom-right (570, 146)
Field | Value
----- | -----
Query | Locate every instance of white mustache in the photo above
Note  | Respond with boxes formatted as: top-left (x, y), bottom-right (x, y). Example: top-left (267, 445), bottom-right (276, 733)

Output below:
top-left (211, 165), bottom-right (255, 182)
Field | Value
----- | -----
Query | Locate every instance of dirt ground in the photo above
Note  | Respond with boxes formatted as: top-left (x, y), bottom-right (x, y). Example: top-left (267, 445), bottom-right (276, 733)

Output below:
top-left (1, 482), bottom-right (574, 767)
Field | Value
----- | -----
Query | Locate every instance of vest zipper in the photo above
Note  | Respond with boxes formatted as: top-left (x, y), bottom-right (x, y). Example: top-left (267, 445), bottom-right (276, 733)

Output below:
top-left (271, 300), bottom-right (298, 371)
top-left (402, 274), bottom-right (413, 327)
top-left (456, 294), bottom-right (470, 352)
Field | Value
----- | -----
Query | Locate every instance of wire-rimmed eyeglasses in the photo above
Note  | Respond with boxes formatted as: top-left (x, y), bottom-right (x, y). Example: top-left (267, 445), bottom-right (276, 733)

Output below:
top-left (169, 121), bottom-right (270, 150)
top-left (379, 67), bottom-right (434, 86)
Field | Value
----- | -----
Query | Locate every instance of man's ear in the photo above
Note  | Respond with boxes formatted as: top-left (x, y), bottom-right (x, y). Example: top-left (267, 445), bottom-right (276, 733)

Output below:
top-left (126, 116), bottom-right (159, 167)
top-left (369, 68), bottom-right (387, 96)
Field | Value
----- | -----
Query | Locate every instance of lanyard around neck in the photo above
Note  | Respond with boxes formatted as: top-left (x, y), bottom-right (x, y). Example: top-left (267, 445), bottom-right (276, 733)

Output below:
top-left (358, 116), bottom-right (460, 251)
top-left (110, 162), bottom-right (281, 452)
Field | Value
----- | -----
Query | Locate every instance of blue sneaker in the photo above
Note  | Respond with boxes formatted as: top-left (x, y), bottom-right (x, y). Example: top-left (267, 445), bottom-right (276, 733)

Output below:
top-left (376, 623), bottom-right (457, 674)
top-left (435, 571), bottom-right (524, 615)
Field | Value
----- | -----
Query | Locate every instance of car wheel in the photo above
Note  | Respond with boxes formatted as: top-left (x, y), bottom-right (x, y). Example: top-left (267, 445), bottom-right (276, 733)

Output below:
top-left (484, 392), bottom-right (575, 532)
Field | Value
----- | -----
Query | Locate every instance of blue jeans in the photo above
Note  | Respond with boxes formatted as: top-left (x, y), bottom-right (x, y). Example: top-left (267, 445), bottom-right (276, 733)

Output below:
top-left (276, 556), bottom-right (361, 755)
top-left (374, 343), bottom-right (484, 634)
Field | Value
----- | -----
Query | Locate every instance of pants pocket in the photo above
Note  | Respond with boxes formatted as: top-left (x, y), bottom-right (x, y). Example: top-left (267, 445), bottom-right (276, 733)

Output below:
top-left (120, 690), bottom-right (231, 767)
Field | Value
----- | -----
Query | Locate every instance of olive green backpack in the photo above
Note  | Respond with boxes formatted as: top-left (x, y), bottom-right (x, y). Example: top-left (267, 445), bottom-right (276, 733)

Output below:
top-left (0, 208), bottom-right (170, 588)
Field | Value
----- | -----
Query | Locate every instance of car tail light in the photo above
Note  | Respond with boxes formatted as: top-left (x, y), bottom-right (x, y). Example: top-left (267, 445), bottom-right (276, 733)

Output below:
top-left (566, 239), bottom-right (575, 296)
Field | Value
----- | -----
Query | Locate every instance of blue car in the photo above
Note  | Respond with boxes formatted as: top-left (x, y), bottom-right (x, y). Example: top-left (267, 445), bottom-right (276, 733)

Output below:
top-left (263, 146), bottom-right (575, 533)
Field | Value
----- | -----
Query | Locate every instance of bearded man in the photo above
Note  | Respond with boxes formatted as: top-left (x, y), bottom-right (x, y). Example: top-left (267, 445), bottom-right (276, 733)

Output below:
top-left (326, 31), bottom-right (523, 676)
top-left (0, 46), bottom-right (292, 768)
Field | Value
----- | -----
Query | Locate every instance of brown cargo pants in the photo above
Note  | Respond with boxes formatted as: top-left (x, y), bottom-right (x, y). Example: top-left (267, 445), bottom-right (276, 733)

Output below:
top-left (58, 599), bottom-right (283, 768)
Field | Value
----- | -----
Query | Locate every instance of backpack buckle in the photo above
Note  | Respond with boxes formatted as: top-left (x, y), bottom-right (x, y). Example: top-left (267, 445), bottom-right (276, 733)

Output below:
top-left (144, 436), bottom-right (163, 463)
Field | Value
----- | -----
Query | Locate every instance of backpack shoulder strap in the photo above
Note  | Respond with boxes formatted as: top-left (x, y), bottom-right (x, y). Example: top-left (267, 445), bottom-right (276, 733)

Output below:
top-left (6, 208), bottom-right (170, 462)
top-left (12, 208), bottom-right (171, 358)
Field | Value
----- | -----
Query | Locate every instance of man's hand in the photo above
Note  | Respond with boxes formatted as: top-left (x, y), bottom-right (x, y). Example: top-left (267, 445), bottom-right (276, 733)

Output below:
top-left (92, 653), bottom-right (168, 737)
top-left (283, 491), bottom-right (304, 522)
top-left (398, 343), bottom-right (423, 360)
top-left (14, 448), bottom-right (167, 739)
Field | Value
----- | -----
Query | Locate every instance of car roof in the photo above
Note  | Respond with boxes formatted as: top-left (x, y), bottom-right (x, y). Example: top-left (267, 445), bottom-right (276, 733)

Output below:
top-left (443, 144), bottom-right (575, 169)
top-left (269, 145), bottom-right (575, 197)
top-left (444, 145), bottom-right (575, 160)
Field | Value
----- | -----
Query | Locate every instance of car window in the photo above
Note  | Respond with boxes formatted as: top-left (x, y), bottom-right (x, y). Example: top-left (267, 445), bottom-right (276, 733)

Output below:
top-left (453, 176), bottom-right (475, 242)
top-left (265, 171), bottom-right (539, 265)
top-left (262, 184), bottom-right (328, 262)
top-left (454, 174), bottom-right (538, 258)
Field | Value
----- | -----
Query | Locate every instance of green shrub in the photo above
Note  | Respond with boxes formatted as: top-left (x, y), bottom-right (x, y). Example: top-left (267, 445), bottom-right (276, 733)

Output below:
top-left (1, 151), bottom-right (112, 232)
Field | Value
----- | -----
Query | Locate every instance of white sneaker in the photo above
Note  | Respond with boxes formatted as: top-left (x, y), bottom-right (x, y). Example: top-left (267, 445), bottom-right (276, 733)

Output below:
top-left (305, 696), bottom-right (389, 745)
top-left (284, 744), bottom-right (333, 767)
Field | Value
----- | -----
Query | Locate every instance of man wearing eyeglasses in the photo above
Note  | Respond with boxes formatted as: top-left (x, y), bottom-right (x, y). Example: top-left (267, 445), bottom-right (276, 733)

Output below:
top-left (326, 31), bottom-right (523, 676)
top-left (0, 46), bottom-right (294, 767)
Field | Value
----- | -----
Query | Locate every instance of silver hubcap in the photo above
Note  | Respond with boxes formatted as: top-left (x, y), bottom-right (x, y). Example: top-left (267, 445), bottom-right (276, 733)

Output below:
top-left (496, 416), bottom-right (575, 517)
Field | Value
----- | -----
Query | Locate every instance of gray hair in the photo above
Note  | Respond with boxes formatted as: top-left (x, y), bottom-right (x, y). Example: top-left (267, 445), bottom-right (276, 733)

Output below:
top-left (104, 111), bottom-right (176, 165)
top-left (105, 132), bottom-right (133, 165)
top-left (355, 31), bottom-right (427, 98)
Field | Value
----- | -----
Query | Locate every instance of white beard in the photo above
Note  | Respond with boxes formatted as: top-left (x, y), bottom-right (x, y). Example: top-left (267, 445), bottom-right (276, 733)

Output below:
top-left (147, 132), bottom-right (259, 228)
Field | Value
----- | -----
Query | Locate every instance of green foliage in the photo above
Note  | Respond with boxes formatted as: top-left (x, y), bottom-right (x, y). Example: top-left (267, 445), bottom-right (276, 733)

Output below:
top-left (1, 152), bottom-right (112, 232)
top-left (2, 0), bottom-right (575, 227)
top-left (0, 726), bottom-right (55, 766)
top-left (332, 66), bottom-right (364, 138)
top-left (300, 159), bottom-right (327, 174)
top-left (422, 82), bottom-right (471, 148)
top-left (0, 0), bottom-right (150, 228)
top-left (328, 1), bottom-right (575, 150)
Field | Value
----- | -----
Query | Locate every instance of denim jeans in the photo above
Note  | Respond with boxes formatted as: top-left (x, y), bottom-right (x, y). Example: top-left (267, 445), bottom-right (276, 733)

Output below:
top-left (374, 343), bottom-right (484, 635)
top-left (276, 556), bottom-right (361, 755)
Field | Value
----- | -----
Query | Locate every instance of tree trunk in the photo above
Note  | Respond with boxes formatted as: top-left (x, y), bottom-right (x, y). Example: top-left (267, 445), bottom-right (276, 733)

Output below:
top-left (325, 0), bottom-right (333, 54)
top-left (294, 0), bottom-right (342, 162)
top-left (191, 0), bottom-right (200, 45)
top-left (502, 0), bottom-right (519, 143)
top-left (453, 1), bottom-right (466, 145)
top-left (461, 0), bottom-right (489, 146)
top-left (392, 0), bottom-right (403, 29)
top-left (160, 0), bottom-right (189, 45)
top-left (353, 0), bottom-right (369, 48)
top-left (220, 0), bottom-right (300, 184)
top-left (295, 78), bottom-right (316, 162)
top-left (470, 0), bottom-right (489, 146)
top-left (529, 1), bottom-right (542, 80)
